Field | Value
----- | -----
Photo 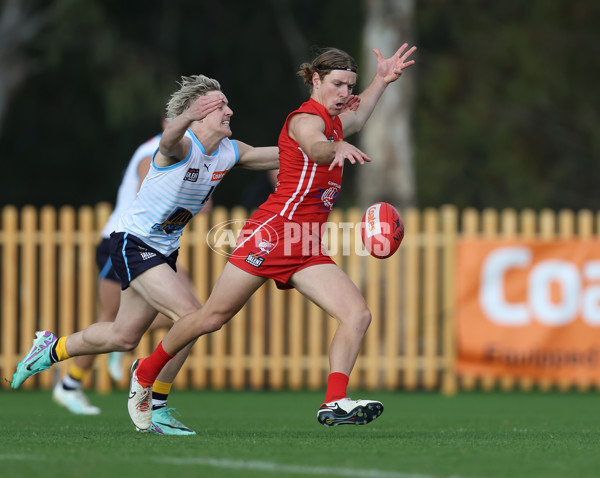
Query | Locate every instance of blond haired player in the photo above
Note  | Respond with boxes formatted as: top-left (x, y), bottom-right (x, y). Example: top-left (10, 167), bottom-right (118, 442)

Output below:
top-left (12, 75), bottom-right (279, 434)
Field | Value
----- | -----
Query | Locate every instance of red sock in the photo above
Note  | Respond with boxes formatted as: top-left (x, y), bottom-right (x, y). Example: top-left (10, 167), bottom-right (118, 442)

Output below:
top-left (136, 342), bottom-right (175, 387)
top-left (324, 372), bottom-right (349, 404)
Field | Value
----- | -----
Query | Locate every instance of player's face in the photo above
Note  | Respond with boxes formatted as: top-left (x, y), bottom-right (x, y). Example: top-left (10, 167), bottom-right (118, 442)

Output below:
top-left (312, 70), bottom-right (356, 117)
top-left (203, 91), bottom-right (233, 137)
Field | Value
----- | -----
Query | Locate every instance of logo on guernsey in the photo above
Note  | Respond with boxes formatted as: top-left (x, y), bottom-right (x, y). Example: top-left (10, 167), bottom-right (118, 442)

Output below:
top-left (212, 170), bottom-right (227, 181)
top-left (184, 168), bottom-right (199, 182)
top-left (315, 182), bottom-right (340, 211)
top-left (138, 246), bottom-right (157, 260)
top-left (245, 252), bottom-right (264, 268)
top-left (151, 207), bottom-right (193, 235)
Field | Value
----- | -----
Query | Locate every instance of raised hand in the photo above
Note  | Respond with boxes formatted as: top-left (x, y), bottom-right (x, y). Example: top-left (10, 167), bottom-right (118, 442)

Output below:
top-left (184, 94), bottom-right (225, 122)
top-left (342, 94), bottom-right (361, 113)
top-left (373, 43), bottom-right (417, 84)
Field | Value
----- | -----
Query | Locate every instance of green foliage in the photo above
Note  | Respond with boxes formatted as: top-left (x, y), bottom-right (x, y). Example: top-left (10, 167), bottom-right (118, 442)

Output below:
top-left (416, 0), bottom-right (600, 210)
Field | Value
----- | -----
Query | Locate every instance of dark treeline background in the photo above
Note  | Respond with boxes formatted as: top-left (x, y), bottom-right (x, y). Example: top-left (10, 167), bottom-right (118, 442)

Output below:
top-left (1, 0), bottom-right (598, 211)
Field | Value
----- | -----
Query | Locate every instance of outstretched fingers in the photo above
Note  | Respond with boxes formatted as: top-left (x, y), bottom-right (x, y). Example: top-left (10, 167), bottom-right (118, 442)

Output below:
top-left (373, 48), bottom-right (383, 61)
top-left (190, 95), bottom-right (224, 120)
top-left (343, 94), bottom-right (361, 112)
top-left (329, 150), bottom-right (372, 171)
top-left (395, 44), bottom-right (417, 65)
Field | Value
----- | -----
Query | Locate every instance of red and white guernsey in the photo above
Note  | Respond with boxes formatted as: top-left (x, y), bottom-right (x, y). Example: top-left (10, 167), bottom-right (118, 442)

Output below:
top-left (259, 98), bottom-right (343, 228)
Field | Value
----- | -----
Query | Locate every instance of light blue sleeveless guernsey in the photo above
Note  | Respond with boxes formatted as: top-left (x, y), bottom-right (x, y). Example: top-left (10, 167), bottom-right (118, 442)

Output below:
top-left (116, 130), bottom-right (239, 255)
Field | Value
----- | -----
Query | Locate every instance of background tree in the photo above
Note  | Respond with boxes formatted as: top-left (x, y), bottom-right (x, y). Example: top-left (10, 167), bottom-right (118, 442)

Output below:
top-left (358, 0), bottom-right (417, 209)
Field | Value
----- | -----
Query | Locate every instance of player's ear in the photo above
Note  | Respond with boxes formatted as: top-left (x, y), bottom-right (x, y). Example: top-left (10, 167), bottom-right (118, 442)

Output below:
top-left (312, 72), bottom-right (321, 88)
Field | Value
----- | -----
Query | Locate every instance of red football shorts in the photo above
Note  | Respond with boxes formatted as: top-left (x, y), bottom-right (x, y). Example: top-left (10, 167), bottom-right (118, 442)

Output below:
top-left (228, 209), bottom-right (335, 289)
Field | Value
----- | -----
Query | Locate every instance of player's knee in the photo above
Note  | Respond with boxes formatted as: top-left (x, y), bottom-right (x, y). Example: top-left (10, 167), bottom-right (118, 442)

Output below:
top-left (200, 310), bottom-right (232, 334)
top-left (352, 306), bottom-right (372, 335)
top-left (202, 316), bottom-right (226, 333)
top-left (112, 334), bottom-right (140, 352)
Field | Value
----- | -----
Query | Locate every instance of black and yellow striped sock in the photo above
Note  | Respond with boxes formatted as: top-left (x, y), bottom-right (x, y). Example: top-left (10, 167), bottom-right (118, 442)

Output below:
top-left (152, 380), bottom-right (172, 410)
top-left (50, 337), bottom-right (71, 363)
top-left (62, 363), bottom-right (86, 390)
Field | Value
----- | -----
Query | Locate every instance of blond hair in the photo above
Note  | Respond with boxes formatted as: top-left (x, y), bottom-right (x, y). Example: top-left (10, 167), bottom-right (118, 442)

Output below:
top-left (165, 75), bottom-right (221, 119)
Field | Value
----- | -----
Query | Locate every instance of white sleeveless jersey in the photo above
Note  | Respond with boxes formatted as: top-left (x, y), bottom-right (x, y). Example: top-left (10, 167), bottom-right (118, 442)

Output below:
top-left (101, 134), bottom-right (161, 238)
top-left (116, 130), bottom-right (239, 255)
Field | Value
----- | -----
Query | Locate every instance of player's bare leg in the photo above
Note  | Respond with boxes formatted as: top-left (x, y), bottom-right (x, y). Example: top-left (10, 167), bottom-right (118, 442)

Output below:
top-left (128, 264), bottom-right (266, 430)
top-left (290, 264), bottom-right (383, 427)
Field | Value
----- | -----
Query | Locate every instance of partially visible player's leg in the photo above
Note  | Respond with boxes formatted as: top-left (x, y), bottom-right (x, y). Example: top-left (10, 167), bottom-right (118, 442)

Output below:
top-left (53, 354), bottom-right (100, 415)
top-left (289, 264), bottom-right (383, 427)
top-left (129, 263), bottom-right (266, 430)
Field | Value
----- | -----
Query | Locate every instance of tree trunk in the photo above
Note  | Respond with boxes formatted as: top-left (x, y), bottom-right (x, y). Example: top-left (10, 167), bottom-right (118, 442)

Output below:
top-left (358, 0), bottom-right (416, 209)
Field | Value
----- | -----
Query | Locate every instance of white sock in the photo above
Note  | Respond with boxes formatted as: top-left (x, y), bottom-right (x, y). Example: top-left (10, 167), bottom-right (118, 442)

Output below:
top-left (62, 375), bottom-right (82, 390)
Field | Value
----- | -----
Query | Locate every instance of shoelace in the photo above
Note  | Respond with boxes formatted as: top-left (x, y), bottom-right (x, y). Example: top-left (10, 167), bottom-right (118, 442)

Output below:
top-left (137, 388), bottom-right (152, 412)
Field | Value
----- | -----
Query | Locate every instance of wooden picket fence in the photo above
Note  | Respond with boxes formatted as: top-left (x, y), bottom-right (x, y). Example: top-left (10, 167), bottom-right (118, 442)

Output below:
top-left (2, 203), bottom-right (597, 394)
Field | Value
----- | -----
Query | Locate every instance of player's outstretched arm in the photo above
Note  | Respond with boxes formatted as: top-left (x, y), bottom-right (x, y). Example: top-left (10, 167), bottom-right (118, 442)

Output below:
top-left (340, 43), bottom-right (416, 137)
top-left (289, 113), bottom-right (371, 171)
top-left (157, 94), bottom-right (225, 165)
top-left (235, 141), bottom-right (279, 170)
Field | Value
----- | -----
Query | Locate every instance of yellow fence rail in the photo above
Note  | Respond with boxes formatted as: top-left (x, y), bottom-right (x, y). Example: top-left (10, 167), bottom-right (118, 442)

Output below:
top-left (2, 204), bottom-right (596, 394)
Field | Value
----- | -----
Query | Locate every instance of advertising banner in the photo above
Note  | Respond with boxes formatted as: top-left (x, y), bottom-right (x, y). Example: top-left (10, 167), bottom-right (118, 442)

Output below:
top-left (457, 239), bottom-right (600, 380)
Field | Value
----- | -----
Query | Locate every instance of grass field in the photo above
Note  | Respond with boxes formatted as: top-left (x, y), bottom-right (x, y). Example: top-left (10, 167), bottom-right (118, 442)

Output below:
top-left (1, 388), bottom-right (599, 478)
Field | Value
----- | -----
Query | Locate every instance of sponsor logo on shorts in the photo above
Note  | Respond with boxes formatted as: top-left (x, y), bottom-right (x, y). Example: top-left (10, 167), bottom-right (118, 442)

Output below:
top-left (212, 170), bottom-right (228, 181)
top-left (245, 252), bottom-right (264, 268)
top-left (184, 168), bottom-right (199, 182)
top-left (138, 246), bottom-right (156, 260)
top-left (258, 240), bottom-right (275, 255)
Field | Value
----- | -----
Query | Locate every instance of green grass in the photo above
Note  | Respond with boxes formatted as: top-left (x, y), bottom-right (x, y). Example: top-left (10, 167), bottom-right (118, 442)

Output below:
top-left (1, 389), bottom-right (599, 478)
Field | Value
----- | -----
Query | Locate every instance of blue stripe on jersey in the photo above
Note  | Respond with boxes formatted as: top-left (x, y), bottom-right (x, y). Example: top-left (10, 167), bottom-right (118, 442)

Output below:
top-left (188, 129), bottom-right (206, 154)
top-left (98, 257), bottom-right (113, 280)
top-left (122, 233), bottom-right (132, 282)
top-left (188, 129), bottom-right (223, 156)
top-left (231, 140), bottom-right (240, 163)
top-left (151, 140), bottom-right (192, 172)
